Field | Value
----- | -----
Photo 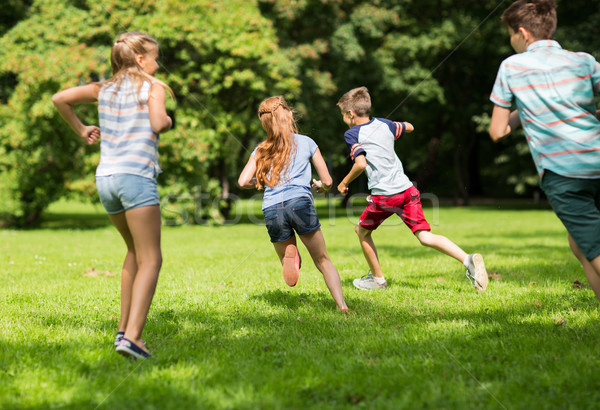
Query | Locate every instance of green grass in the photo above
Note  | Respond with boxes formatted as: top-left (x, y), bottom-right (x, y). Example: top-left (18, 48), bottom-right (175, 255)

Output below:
top-left (1, 199), bottom-right (599, 409)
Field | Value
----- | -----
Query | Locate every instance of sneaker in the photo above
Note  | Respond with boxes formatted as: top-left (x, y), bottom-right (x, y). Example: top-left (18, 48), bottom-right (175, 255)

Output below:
top-left (353, 273), bottom-right (387, 290)
top-left (114, 331), bottom-right (125, 347)
top-left (116, 337), bottom-right (151, 360)
top-left (282, 244), bottom-right (300, 287)
top-left (465, 253), bottom-right (488, 292)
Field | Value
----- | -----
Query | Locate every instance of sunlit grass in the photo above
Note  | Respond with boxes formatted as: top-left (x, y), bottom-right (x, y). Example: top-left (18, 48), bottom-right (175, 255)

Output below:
top-left (1, 199), bottom-right (599, 409)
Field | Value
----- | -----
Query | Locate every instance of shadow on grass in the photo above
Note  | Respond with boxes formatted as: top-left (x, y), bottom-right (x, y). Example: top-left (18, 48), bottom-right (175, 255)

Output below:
top-left (3, 277), bottom-right (599, 409)
top-left (39, 211), bottom-right (112, 230)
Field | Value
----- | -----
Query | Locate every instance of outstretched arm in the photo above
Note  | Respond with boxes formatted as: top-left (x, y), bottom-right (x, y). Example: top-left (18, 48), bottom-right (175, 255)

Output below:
top-left (403, 121), bottom-right (415, 133)
top-left (489, 105), bottom-right (520, 142)
top-left (310, 148), bottom-right (332, 193)
top-left (337, 154), bottom-right (367, 195)
top-left (238, 154), bottom-right (257, 188)
top-left (52, 83), bottom-right (101, 144)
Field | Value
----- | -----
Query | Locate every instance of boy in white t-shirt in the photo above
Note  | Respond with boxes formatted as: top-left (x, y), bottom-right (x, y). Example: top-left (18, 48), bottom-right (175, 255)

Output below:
top-left (337, 86), bottom-right (488, 292)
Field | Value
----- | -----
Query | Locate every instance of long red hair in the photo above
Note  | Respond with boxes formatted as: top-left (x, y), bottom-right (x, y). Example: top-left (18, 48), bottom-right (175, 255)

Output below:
top-left (255, 96), bottom-right (298, 189)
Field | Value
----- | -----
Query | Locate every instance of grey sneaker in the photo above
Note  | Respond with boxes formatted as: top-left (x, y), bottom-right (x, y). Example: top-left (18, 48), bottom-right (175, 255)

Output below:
top-left (465, 253), bottom-right (488, 292)
top-left (353, 273), bottom-right (387, 290)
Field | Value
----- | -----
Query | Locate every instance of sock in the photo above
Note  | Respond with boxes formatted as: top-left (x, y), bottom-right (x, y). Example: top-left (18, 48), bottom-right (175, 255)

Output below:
top-left (463, 255), bottom-right (470, 268)
top-left (374, 276), bottom-right (386, 284)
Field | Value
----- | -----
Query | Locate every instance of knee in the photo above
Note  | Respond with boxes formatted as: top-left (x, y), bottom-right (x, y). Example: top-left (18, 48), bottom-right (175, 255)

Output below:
top-left (355, 224), bottom-right (370, 240)
top-left (415, 230), bottom-right (432, 247)
top-left (312, 252), bottom-right (331, 272)
top-left (137, 252), bottom-right (162, 270)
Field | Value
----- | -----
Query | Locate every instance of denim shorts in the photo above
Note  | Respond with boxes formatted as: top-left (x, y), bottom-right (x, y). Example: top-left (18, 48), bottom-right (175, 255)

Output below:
top-left (263, 196), bottom-right (321, 242)
top-left (541, 170), bottom-right (600, 261)
top-left (96, 174), bottom-right (160, 214)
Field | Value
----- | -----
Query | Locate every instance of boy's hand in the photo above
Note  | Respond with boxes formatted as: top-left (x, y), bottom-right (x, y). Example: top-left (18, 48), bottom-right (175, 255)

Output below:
top-left (312, 179), bottom-right (329, 194)
top-left (337, 181), bottom-right (349, 195)
top-left (81, 125), bottom-right (101, 145)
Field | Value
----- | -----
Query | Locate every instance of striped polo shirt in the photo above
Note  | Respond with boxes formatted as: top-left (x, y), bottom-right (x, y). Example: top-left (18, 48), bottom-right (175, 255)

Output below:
top-left (96, 77), bottom-right (161, 178)
top-left (344, 117), bottom-right (412, 195)
top-left (490, 40), bottom-right (600, 178)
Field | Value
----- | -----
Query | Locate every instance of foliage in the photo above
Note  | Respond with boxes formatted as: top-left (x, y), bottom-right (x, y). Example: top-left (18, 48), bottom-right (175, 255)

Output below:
top-left (257, 0), bottom-right (600, 201)
top-left (2, 200), bottom-right (600, 408)
top-left (257, 0), bottom-right (511, 202)
top-left (0, 0), bottom-right (298, 225)
top-left (1, 0), bottom-right (599, 225)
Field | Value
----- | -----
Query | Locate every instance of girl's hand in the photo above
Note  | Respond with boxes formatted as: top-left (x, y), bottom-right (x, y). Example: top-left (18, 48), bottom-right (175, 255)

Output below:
top-left (82, 125), bottom-right (101, 145)
top-left (337, 181), bottom-right (349, 195)
top-left (312, 179), bottom-right (330, 194)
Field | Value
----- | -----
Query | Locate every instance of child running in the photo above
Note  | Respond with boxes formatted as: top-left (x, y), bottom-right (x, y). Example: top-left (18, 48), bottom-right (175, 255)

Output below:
top-left (489, 0), bottom-right (600, 302)
top-left (238, 96), bottom-right (348, 311)
top-left (52, 32), bottom-right (174, 358)
top-left (336, 86), bottom-right (488, 291)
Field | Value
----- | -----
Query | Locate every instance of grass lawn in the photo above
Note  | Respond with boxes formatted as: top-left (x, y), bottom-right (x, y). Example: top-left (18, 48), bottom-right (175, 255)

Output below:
top-left (1, 198), bottom-right (599, 409)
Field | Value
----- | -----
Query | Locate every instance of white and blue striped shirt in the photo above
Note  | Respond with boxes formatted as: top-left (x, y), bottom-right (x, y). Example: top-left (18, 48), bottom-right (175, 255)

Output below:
top-left (96, 77), bottom-right (161, 178)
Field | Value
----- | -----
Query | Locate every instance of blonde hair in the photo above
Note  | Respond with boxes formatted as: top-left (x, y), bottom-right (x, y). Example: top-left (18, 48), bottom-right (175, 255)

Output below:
top-left (104, 31), bottom-right (174, 101)
top-left (255, 96), bottom-right (298, 189)
top-left (337, 86), bottom-right (371, 117)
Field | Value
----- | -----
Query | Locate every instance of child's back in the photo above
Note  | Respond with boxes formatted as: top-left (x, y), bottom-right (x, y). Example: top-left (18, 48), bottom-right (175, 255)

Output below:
top-left (491, 40), bottom-right (600, 177)
top-left (344, 117), bottom-right (412, 195)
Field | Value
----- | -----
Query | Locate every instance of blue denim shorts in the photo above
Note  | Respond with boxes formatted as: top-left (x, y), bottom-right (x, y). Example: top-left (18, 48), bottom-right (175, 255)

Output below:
top-left (263, 196), bottom-right (321, 242)
top-left (96, 174), bottom-right (160, 214)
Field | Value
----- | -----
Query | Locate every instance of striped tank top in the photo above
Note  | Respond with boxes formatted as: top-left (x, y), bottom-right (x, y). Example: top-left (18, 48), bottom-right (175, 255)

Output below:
top-left (96, 76), bottom-right (161, 178)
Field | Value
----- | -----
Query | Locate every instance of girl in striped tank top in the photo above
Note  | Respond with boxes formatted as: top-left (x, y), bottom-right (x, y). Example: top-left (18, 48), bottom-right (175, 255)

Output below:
top-left (53, 32), bottom-right (174, 359)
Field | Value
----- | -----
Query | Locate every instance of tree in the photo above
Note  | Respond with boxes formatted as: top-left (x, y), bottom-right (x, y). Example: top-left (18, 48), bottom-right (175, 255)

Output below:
top-left (258, 0), bottom-right (600, 203)
top-left (0, 0), bottom-right (298, 225)
top-left (256, 0), bottom-right (511, 204)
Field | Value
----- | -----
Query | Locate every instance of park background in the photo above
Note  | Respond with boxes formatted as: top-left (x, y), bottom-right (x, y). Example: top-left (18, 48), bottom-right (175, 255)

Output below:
top-left (1, 0), bottom-right (599, 225)
top-left (2, 0), bottom-right (600, 409)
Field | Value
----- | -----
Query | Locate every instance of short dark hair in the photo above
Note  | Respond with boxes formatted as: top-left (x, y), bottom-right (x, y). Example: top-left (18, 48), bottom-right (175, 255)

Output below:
top-left (501, 0), bottom-right (557, 39)
top-left (337, 86), bottom-right (371, 117)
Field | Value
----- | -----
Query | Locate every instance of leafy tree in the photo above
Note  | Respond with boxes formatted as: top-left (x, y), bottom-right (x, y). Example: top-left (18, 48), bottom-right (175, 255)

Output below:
top-left (256, 0), bottom-right (509, 204)
top-left (0, 0), bottom-right (297, 225)
top-left (258, 0), bottom-right (600, 203)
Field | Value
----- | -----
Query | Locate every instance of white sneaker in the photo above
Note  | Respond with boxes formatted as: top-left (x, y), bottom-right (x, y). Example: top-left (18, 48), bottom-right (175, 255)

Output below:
top-left (353, 273), bottom-right (387, 290)
top-left (465, 253), bottom-right (488, 292)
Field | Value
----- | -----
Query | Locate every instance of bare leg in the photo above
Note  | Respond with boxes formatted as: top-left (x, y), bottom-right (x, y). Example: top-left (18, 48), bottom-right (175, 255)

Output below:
top-left (272, 236), bottom-right (297, 262)
top-left (298, 228), bottom-right (348, 311)
top-left (568, 234), bottom-right (600, 302)
top-left (355, 224), bottom-right (383, 278)
top-left (414, 230), bottom-right (467, 263)
top-left (108, 212), bottom-right (137, 333)
top-left (110, 205), bottom-right (162, 352)
top-left (272, 236), bottom-right (300, 286)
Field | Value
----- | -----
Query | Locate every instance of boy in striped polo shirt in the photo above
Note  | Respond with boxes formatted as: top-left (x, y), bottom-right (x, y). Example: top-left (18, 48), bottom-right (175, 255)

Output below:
top-left (489, 0), bottom-right (600, 302)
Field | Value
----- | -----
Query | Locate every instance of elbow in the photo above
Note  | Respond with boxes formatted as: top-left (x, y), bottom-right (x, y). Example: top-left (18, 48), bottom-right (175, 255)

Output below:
top-left (238, 176), bottom-right (253, 189)
top-left (489, 128), bottom-right (505, 142)
top-left (51, 92), bottom-right (63, 107)
top-left (151, 116), bottom-right (172, 134)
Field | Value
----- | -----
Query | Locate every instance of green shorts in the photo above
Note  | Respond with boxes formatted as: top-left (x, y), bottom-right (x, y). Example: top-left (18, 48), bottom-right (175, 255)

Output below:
top-left (541, 170), bottom-right (600, 261)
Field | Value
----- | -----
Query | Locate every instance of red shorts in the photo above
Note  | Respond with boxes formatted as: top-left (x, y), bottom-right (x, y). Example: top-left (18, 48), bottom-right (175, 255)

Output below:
top-left (358, 186), bottom-right (431, 232)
